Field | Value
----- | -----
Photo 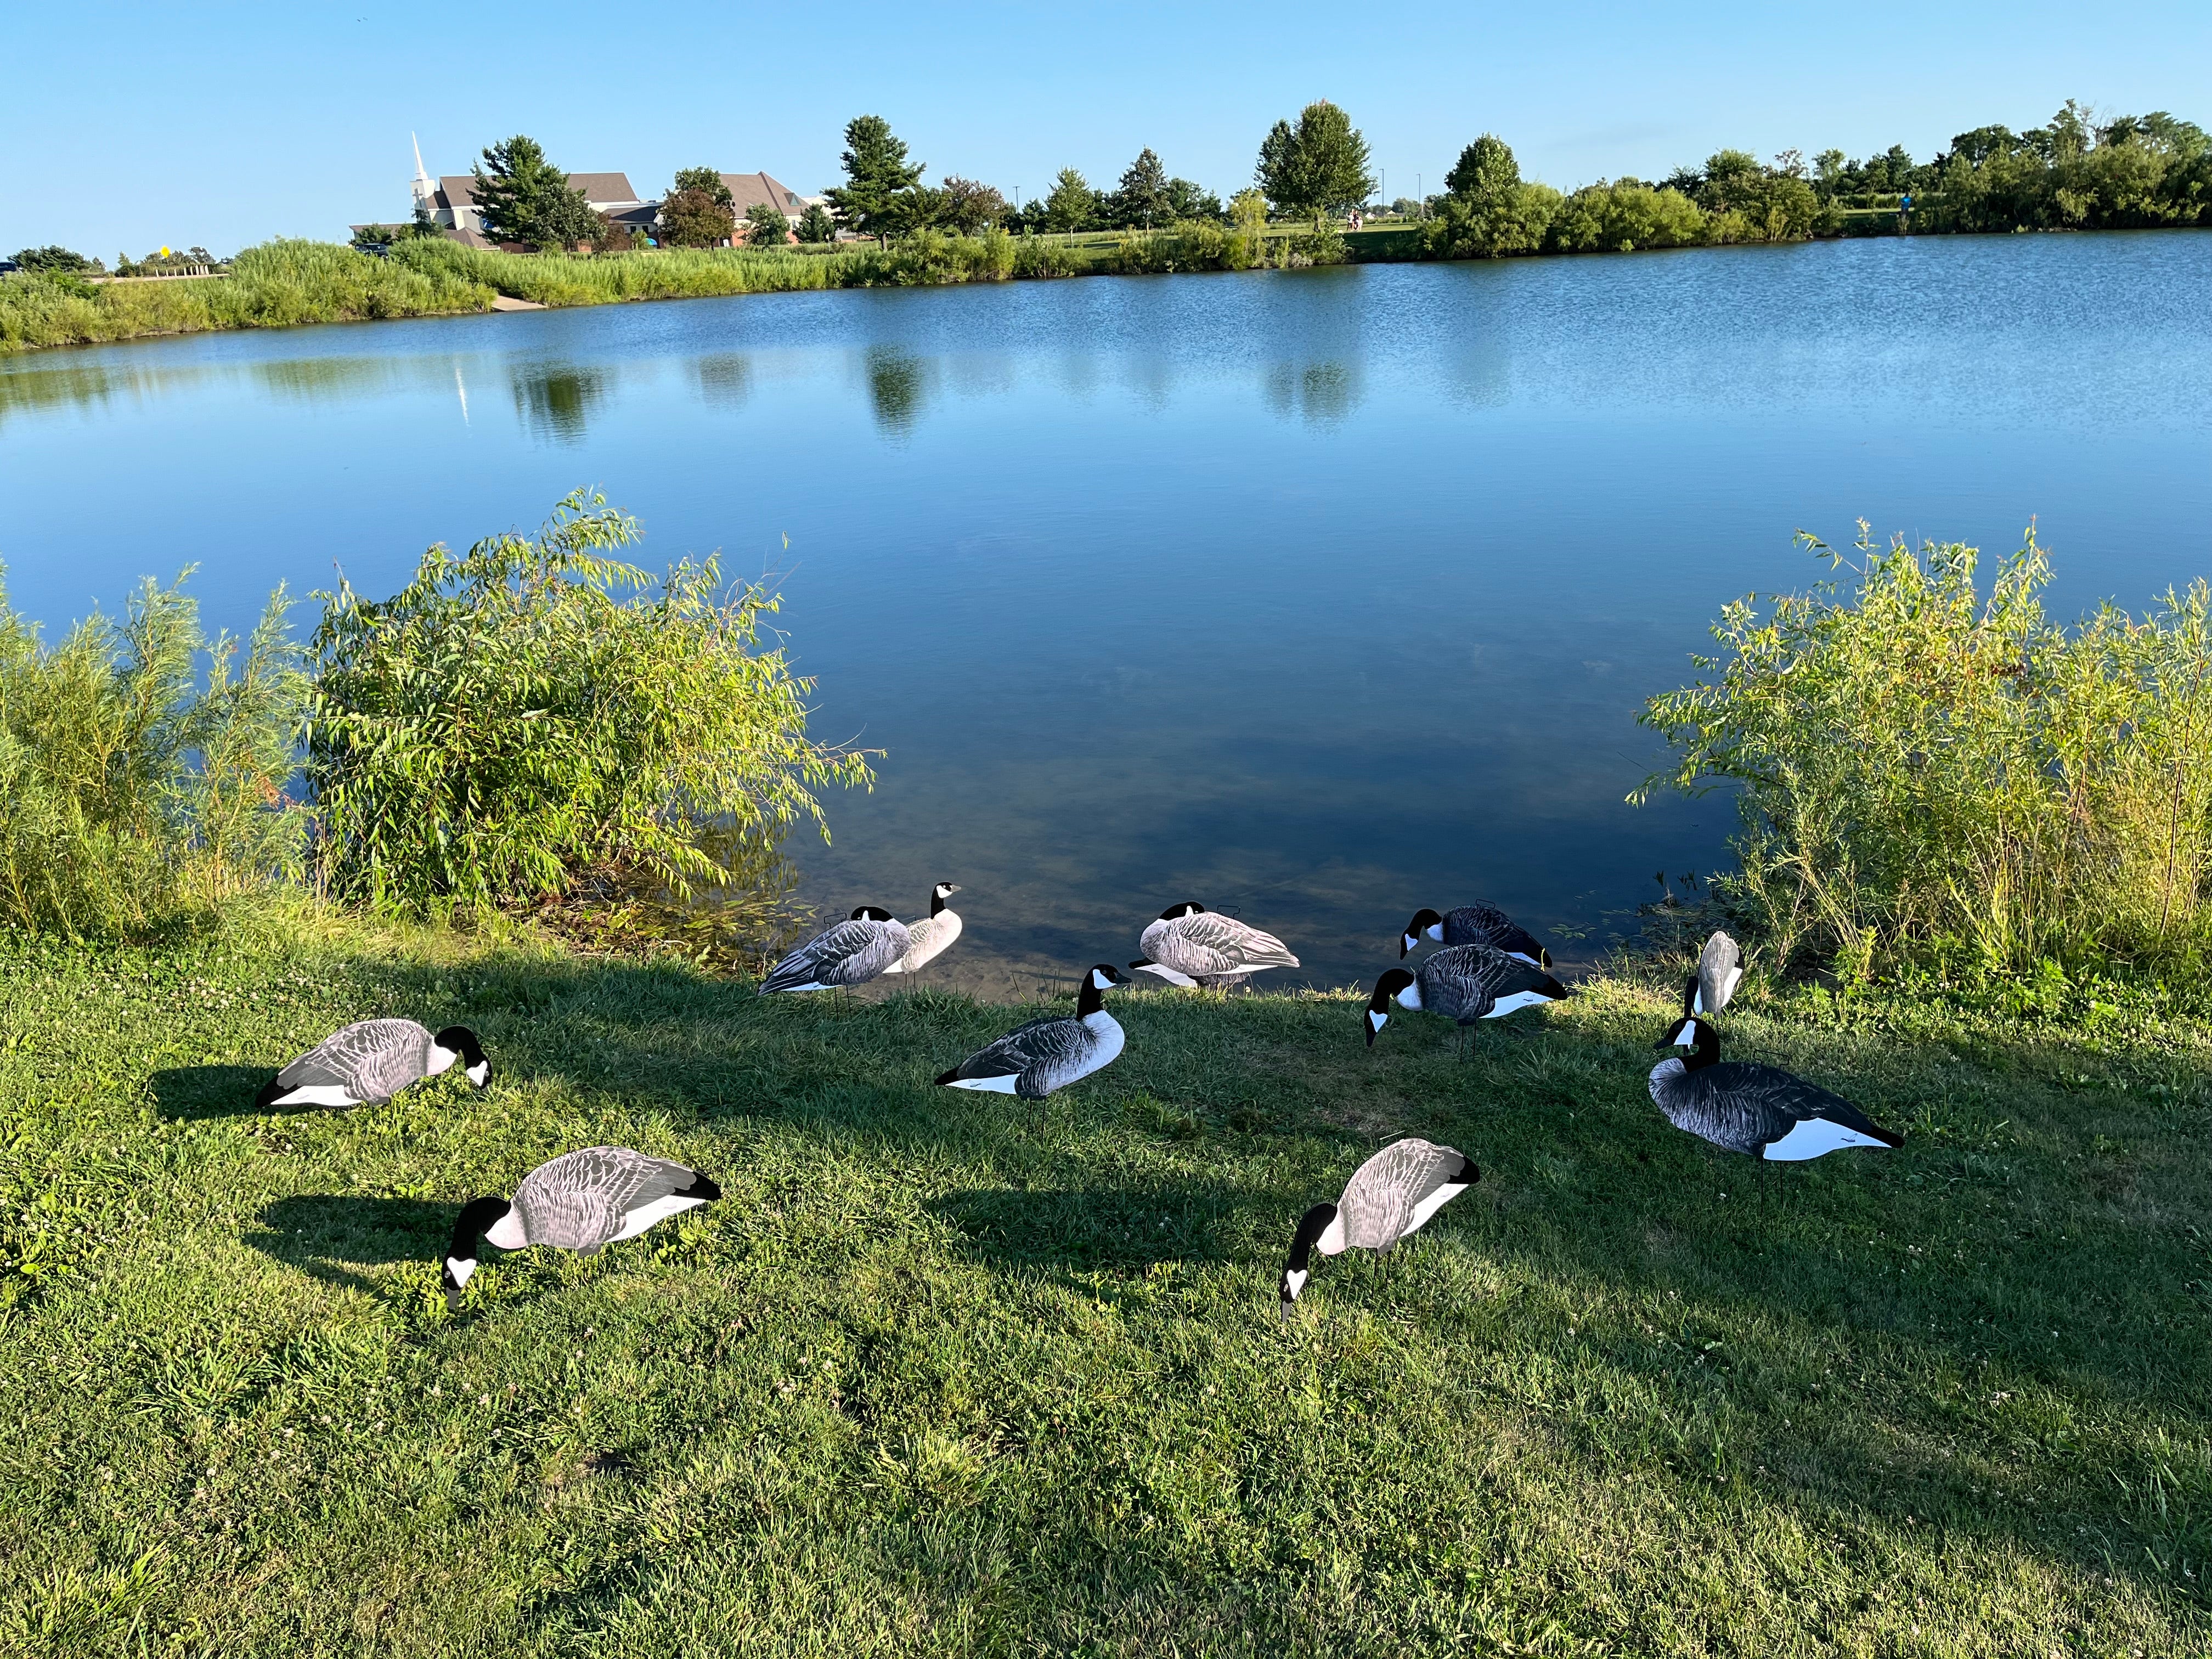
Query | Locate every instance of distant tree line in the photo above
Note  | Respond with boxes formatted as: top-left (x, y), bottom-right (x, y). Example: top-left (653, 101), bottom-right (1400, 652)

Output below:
top-left (18, 95), bottom-right (2204, 284)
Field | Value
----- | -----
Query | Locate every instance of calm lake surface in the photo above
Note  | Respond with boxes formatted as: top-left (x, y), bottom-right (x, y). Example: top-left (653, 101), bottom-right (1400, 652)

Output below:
top-left (3, 234), bottom-right (2208, 994)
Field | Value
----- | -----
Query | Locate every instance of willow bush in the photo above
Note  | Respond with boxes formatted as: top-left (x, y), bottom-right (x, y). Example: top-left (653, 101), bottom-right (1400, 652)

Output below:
top-left (1637, 525), bottom-right (2212, 984)
top-left (307, 492), bottom-right (873, 916)
top-left (0, 571), bottom-right (307, 934)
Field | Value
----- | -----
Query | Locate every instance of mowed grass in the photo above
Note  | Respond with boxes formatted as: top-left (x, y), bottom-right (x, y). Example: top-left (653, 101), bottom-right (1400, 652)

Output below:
top-left (2, 920), bottom-right (2208, 1655)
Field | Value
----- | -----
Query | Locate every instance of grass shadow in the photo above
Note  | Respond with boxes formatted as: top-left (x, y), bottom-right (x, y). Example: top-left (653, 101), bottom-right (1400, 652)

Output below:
top-left (244, 1194), bottom-right (453, 1295)
top-left (927, 1181), bottom-right (1258, 1274)
top-left (149, 1063), bottom-right (280, 1120)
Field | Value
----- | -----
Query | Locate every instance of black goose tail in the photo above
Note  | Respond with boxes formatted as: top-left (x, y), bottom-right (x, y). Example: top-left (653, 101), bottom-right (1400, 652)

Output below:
top-left (934, 1067), bottom-right (961, 1086)
top-left (253, 1077), bottom-right (285, 1109)
top-left (679, 1171), bottom-right (722, 1201)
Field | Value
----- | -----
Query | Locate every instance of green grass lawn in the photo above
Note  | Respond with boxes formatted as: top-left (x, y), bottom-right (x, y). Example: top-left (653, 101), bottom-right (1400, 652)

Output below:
top-left (3, 918), bottom-right (2207, 1654)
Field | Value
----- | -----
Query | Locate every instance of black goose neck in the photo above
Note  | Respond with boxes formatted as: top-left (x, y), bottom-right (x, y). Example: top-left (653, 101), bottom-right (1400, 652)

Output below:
top-left (1681, 1023), bottom-right (1722, 1071)
top-left (1077, 978), bottom-right (1109, 1017)
top-left (448, 1196), bottom-right (511, 1263)
top-left (1285, 1202), bottom-right (1338, 1272)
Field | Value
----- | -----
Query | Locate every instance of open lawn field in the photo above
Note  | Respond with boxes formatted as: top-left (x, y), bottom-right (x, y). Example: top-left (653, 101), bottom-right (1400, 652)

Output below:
top-left (3, 919), bottom-right (2208, 1654)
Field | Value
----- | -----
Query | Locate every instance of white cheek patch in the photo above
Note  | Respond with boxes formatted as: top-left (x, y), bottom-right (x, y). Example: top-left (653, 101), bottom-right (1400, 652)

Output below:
top-left (1669, 1020), bottom-right (1697, 1046)
top-left (1283, 1268), bottom-right (1308, 1299)
top-left (444, 1257), bottom-right (476, 1287)
top-left (1367, 1009), bottom-right (1387, 1032)
top-left (466, 1061), bottom-right (489, 1087)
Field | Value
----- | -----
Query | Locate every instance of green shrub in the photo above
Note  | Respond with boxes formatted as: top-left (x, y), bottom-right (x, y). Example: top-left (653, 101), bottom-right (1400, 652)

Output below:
top-left (0, 571), bottom-right (307, 935)
top-left (1547, 182), bottom-right (1705, 252)
top-left (306, 492), bottom-right (873, 916)
top-left (1637, 524), bottom-right (2212, 983)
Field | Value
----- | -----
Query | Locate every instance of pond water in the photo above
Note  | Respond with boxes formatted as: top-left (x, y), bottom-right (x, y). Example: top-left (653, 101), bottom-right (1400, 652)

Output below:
top-left (3, 233), bottom-right (2208, 994)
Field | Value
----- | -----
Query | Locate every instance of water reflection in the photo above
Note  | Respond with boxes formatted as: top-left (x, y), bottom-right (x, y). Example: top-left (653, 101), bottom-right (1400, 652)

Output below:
top-left (692, 352), bottom-right (752, 408)
top-left (864, 346), bottom-right (932, 436)
top-left (1264, 359), bottom-right (1363, 425)
top-left (509, 363), bottom-right (606, 443)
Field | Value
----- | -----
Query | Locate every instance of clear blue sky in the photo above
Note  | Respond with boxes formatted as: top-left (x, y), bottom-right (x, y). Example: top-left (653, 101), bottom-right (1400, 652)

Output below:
top-left (10, 1), bottom-right (2211, 256)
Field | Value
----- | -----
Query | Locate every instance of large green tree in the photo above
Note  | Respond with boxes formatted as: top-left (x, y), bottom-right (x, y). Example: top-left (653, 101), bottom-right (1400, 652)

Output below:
top-left (939, 177), bottom-right (1008, 234)
top-left (1041, 167), bottom-right (1102, 233)
top-left (822, 115), bottom-right (926, 244)
top-left (471, 136), bottom-right (597, 251)
top-left (1255, 101), bottom-right (1375, 216)
top-left (1428, 133), bottom-right (1556, 257)
top-left (661, 168), bottom-right (738, 249)
top-left (795, 202), bottom-right (838, 244)
top-left (1109, 148), bottom-right (1171, 228)
top-left (744, 202), bottom-right (792, 246)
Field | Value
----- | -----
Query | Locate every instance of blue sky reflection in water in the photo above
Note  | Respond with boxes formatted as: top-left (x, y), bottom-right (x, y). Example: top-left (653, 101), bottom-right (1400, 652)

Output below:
top-left (2, 234), bottom-right (2208, 992)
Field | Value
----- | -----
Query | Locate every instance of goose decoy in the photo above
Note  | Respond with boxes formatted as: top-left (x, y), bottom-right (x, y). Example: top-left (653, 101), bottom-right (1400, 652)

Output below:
top-left (442, 1146), bottom-right (721, 1311)
top-left (935, 964), bottom-right (1131, 1097)
top-left (882, 882), bottom-right (962, 975)
top-left (1364, 946), bottom-right (1570, 1050)
top-left (1280, 1137), bottom-right (1480, 1318)
top-left (1683, 929), bottom-right (1743, 1016)
top-left (760, 905), bottom-right (910, 992)
top-left (1399, 903), bottom-right (1551, 967)
top-left (1651, 1017), bottom-right (1902, 1161)
top-left (1130, 901), bottom-right (1299, 988)
top-left (255, 1020), bottom-right (489, 1109)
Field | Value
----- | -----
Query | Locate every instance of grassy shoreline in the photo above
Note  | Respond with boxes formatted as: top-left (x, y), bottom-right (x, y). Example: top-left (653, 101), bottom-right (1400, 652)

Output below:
top-left (4, 912), bottom-right (2206, 1652)
top-left (0, 213), bottom-right (1988, 359)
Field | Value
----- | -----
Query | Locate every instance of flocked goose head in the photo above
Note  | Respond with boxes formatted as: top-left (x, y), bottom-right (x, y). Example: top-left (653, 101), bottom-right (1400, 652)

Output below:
top-left (432, 1026), bottom-right (492, 1088)
top-left (1401, 909), bottom-right (1445, 958)
top-left (930, 882), bottom-right (962, 914)
top-left (1364, 968), bottom-right (1418, 1045)
top-left (442, 1195), bottom-right (514, 1311)
top-left (850, 905), bottom-right (897, 922)
top-left (1076, 962), bottom-right (1133, 1014)
top-left (1157, 901), bottom-right (1206, 921)
top-left (1279, 1200), bottom-right (1340, 1318)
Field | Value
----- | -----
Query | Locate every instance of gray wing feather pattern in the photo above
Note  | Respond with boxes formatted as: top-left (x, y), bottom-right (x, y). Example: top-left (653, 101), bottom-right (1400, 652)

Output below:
top-left (511, 1146), bottom-right (694, 1252)
top-left (954, 1014), bottom-right (1098, 1098)
top-left (762, 918), bottom-right (911, 991)
top-left (1339, 1138), bottom-right (1472, 1249)
top-left (1150, 913), bottom-right (1299, 977)
top-left (1418, 945), bottom-right (1554, 1022)
top-left (1698, 932), bottom-right (1742, 1012)
top-left (1652, 1061), bottom-right (1880, 1154)
top-left (276, 1019), bottom-right (435, 1101)
top-left (1441, 904), bottom-right (1510, 944)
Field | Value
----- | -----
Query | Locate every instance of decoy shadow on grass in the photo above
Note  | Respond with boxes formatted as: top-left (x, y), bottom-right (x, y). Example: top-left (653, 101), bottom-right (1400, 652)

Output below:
top-left (927, 1180), bottom-right (1262, 1274)
top-left (150, 1064), bottom-right (286, 1121)
top-left (244, 1194), bottom-right (453, 1295)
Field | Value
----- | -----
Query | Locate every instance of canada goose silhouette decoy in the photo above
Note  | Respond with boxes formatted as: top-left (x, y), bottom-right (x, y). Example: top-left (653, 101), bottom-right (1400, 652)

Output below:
top-left (1280, 1138), bottom-right (1480, 1319)
top-left (760, 906), bottom-right (910, 992)
top-left (1365, 946), bottom-right (1570, 1054)
top-left (935, 964), bottom-right (1131, 1097)
top-left (442, 1146), bottom-right (721, 1311)
top-left (1682, 930), bottom-right (1743, 1017)
top-left (882, 882), bottom-right (963, 976)
top-left (256, 1019), bottom-right (489, 1109)
top-left (1130, 901), bottom-right (1299, 988)
top-left (1398, 903), bottom-right (1551, 968)
top-left (1651, 1017), bottom-right (1902, 1161)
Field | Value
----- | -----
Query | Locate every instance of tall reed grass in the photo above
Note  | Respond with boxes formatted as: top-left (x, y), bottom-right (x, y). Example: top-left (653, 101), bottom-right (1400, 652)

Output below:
top-left (1637, 524), bottom-right (2212, 984)
top-left (0, 241), bottom-right (494, 352)
top-left (0, 571), bottom-right (307, 936)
